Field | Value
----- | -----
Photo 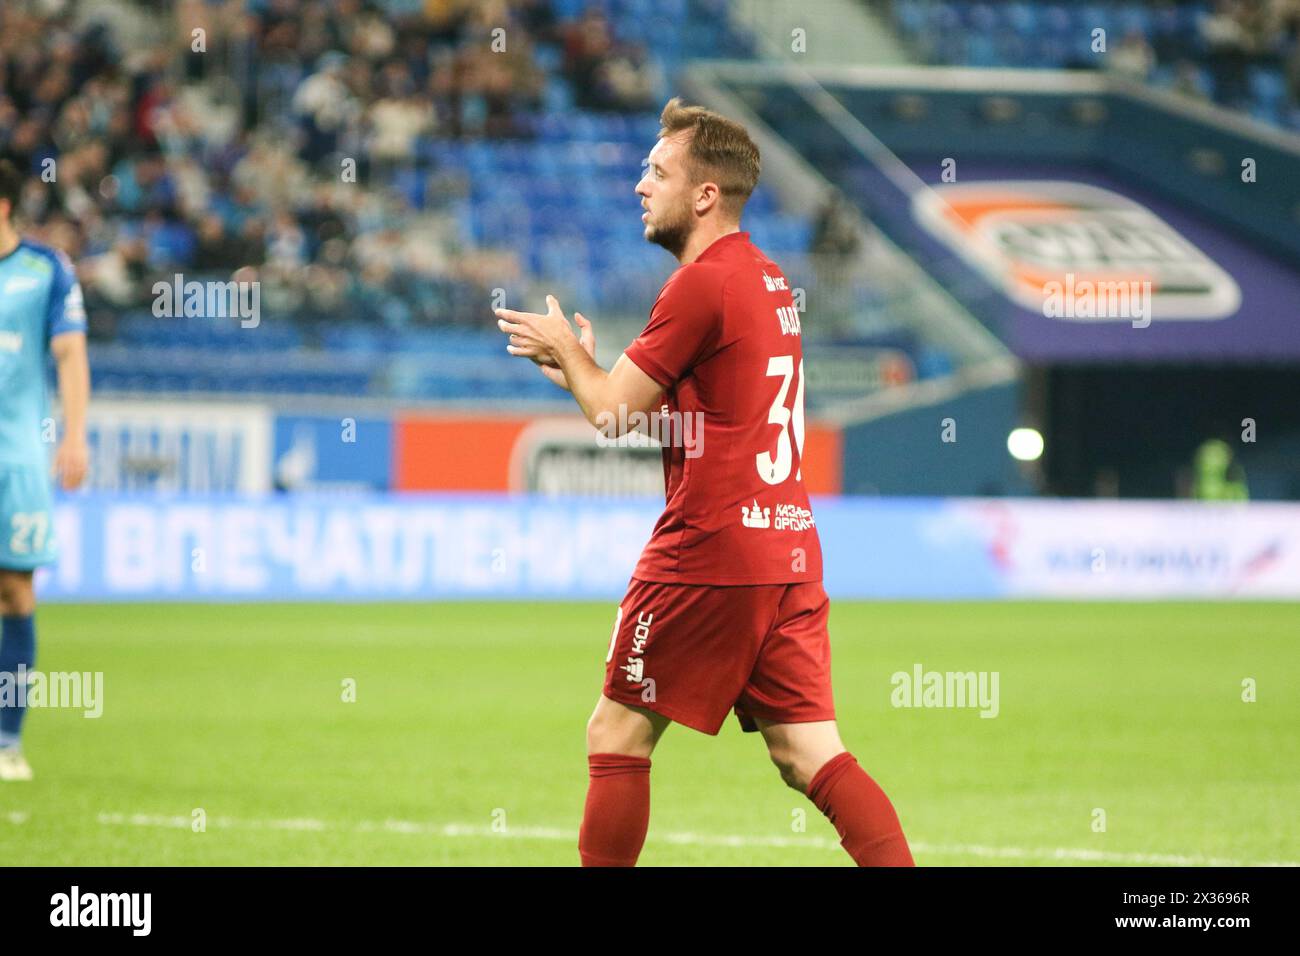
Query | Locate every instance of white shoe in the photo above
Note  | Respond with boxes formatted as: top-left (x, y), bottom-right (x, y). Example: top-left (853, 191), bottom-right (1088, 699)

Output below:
top-left (0, 748), bottom-right (33, 782)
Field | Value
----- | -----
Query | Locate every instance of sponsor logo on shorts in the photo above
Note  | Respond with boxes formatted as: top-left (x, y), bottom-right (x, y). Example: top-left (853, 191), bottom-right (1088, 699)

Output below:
top-left (620, 611), bottom-right (653, 684)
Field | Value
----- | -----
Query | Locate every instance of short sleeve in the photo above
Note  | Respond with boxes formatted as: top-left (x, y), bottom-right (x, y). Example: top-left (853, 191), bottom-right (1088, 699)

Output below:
top-left (46, 250), bottom-right (87, 340)
top-left (623, 265), bottom-right (720, 389)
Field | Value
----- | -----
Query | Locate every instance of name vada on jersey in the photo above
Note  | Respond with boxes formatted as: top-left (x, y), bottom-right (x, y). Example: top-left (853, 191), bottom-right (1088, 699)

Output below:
top-left (762, 271), bottom-right (801, 335)
top-left (775, 305), bottom-right (801, 336)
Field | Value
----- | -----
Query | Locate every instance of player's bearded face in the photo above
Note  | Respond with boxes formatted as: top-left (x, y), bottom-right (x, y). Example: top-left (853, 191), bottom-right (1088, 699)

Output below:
top-left (643, 187), bottom-right (694, 258)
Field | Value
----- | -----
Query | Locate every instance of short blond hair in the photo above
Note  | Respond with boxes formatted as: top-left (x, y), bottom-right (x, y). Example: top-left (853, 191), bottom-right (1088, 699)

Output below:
top-left (658, 97), bottom-right (760, 218)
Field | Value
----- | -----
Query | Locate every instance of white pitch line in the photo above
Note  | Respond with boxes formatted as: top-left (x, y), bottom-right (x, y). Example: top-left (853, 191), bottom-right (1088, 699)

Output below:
top-left (906, 842), bottom-right (1299, 867)
top-left (75, 812), bottom-right (1299, 866)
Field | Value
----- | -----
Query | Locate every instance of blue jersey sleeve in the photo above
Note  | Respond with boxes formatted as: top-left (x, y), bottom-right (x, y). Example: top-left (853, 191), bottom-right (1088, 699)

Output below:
top-left (46, 250), bottom-right (87, 340)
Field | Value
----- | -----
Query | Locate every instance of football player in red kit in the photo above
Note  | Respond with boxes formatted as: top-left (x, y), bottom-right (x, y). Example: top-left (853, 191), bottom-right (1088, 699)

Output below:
top-left (495, 98), bottom-right (913, 867)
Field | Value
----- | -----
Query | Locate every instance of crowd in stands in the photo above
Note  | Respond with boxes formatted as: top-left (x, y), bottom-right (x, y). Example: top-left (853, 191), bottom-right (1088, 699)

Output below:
top-left (1106, 0), bottom-right (1300, 114)
top-left (0, 0), bottom-right (674, 344)
top-left (11, 0), bottom-right (1291, 400)
top-left (889, 0), bottom-right (1300, 128)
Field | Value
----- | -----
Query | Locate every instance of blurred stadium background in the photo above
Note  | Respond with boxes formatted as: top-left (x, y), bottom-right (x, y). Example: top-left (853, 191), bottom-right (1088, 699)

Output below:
top-left (1, 0), bottom-right (1297, 865)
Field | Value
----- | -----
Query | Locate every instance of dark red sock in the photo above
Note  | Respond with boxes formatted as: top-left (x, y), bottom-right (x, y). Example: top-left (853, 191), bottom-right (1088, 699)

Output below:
top-left (806, 751), bottom-right (915, 867)
top-left (578, 752), bottom-right (652, 867)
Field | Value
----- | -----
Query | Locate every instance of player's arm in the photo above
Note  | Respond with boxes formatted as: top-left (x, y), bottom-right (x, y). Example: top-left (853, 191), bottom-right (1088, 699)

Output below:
top-left (50, 331), bottom-right (90, 490)
top-left (496, 295), bottom-right (662, 432)
top-left (554, 347), bottom-right (663, 433)
top-left (45, 250), bottom-right (91, 491)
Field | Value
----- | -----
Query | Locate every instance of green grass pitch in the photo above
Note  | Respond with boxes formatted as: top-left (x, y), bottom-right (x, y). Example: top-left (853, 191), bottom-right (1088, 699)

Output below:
top-left (2, 601), bottom-right (1296, 866)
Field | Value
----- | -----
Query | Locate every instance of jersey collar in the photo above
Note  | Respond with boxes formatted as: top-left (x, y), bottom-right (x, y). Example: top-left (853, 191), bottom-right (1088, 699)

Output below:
top-left (696, 230), bottom-right (749, 262)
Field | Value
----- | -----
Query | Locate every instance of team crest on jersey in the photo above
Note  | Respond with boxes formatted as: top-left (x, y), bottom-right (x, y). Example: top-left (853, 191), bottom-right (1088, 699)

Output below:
top-left (912, 180), bottom-right (1241, 321)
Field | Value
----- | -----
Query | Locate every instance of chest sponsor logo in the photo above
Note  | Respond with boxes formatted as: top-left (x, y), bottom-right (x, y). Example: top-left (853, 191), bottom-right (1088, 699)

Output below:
top-left (912, 180), bottom-right (1241, 321)
top-left (3, 275), bottom-right (41, 295)
top-left (741, 500), bottom-right (815, 531)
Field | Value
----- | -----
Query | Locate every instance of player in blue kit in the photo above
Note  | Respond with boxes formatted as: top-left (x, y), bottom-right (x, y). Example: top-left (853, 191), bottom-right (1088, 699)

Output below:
top-left (0, 159), bottom-right (91, 781)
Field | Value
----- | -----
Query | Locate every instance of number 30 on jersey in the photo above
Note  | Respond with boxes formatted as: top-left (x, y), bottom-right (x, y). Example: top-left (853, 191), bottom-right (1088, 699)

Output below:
top-left (757, 355), bottom-right (806, 485)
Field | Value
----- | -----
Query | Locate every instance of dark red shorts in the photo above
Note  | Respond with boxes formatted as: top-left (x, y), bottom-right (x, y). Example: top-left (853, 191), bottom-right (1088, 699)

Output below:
top-left (601, 577), bottom-right (836, 736)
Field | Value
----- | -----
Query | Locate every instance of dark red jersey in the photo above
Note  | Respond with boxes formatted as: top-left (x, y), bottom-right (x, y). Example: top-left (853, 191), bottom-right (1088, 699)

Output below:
top-left (623, 231), bottom-right (823, 585)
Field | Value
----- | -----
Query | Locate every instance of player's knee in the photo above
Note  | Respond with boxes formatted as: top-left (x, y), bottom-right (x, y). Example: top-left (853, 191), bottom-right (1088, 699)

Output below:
top-left (0, 573), bottom-right (35, 616)
top-left (767, 746), bottom-right (811, 793)
top-left (585, 710), bottom-right (609, 753)
top-left (585, 705), bottom-right (651, 758)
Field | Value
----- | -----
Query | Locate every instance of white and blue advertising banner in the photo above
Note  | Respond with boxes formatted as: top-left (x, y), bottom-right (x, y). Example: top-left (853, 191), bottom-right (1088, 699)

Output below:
top-left (272, 414), bottom-right (393, 492)
top-left (86, 400), bottom-right (273, 495)
top-left (33, 495), bottom-right (1300, 602)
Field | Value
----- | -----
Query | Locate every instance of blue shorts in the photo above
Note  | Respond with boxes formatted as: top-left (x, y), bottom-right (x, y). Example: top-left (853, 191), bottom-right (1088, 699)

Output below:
top-left (0, 464), bottom-right (57, 571)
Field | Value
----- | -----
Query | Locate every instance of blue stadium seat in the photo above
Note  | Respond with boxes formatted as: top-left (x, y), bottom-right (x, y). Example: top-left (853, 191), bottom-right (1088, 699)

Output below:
top-left (1034, 35), bottom-right (1071, 67)
top-left (552, 0), bottom-right (586, 21)
top-left (1192, 66), bottom-right (1216, 100)
top-left (542, 77), bottom-right (574, 116)
top-left (968, 34), bottom-right (1000, 68)
top-left (1117, 6), bottom-right (1152, 36)
top-left (533, 43), bottom-right (562, 74)
top-left (1248, 101), bottom-right (1282, 126)
top-left (1003, 2), bottom-right (1037, 35)
top-left (1149, 64), bottom-right (1176, 89)
top-left (1178, 3), bottom-right (1207, 32)
top-left (1150, 4), bottom-right (1181, 36)
top-left (1249, 68), bottom-right (1287, 108)
top-left (895, 0), bottom-right (926, 35)
top-left (1075, 6), bottom-right (1109, 35)
top-left (966, 4), bottom-right (997, 32)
